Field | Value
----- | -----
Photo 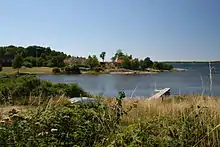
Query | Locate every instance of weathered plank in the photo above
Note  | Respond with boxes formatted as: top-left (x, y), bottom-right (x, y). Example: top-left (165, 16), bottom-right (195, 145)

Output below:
top-left (148, 88), bottom-right (170, 100)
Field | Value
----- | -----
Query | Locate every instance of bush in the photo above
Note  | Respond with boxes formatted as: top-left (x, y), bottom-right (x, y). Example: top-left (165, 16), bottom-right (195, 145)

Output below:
top-left (23, 61), bottom-right (32, 68)
top-left (65, 83), bottom-right (87, 97)
top-left (64, 65), bottom-right (81, 74)
top-left (0, 76), bottom-right (88, 104)
top-left (0, 66), bottom-right (2, 72)
top-left (0, 101), bottom-right (116, 146)
top-left (153, 62), bottom-right (173, 70)
top-left (52, 67), bottom-right (61, 74)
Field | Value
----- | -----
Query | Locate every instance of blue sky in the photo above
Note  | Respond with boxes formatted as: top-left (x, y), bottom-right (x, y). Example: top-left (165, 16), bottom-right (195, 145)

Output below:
top-left (0, 0), bottom-right (220, 61)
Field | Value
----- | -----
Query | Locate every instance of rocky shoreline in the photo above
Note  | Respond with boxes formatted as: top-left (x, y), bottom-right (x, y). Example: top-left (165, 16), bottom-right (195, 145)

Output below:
top-left (82, 68), bottom-right (187, 75)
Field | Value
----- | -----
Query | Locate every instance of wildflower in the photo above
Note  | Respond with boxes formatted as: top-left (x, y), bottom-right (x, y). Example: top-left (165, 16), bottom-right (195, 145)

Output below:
top-left (3, 117), bottom-right (12, 124)
top-left (51, 128), bottom-right (58, 132)
top-left (7, 119), bottom-right (12, 124)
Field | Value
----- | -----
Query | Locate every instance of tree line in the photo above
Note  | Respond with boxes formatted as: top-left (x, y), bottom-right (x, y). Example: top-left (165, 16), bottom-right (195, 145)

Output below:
top-left (73, 49), bottom-right (173, 71)
top-left (0, 45), bottom-right (69, 67)
top-left (110, 49), bottom-right (173, 71)
top-left (0, 46), bottom-right (173, 73)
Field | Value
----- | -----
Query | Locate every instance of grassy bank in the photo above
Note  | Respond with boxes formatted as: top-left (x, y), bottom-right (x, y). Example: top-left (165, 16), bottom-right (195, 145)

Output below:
top-left (0, 67), bottom-right (53, 75)
top-left (0, 94), bottom-right (220, 146)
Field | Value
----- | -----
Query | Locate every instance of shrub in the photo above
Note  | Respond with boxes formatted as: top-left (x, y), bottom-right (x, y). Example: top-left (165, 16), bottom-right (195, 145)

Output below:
top-left (52, 67), bottom-right (61, 74)
top-left (64, 65), bottom-right (81, 74)
top-left (0, 100), bottom-right (117, 146)
top-left (23, 61), bottom-right (32, 68)
top-left (0, 66), bottom-right (2, 72)
top-left (64, 84), bottom-right (87, 97)
top-left (153, 62), bottom-right (173, 70)
top-left (0, 76), bottom-right (88, 104)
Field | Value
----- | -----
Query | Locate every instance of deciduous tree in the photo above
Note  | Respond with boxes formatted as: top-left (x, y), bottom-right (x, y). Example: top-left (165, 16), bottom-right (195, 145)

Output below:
top-left (86, 55), bottom-right (100, 69)
top-left (12, 54), bottom-right (23, 74)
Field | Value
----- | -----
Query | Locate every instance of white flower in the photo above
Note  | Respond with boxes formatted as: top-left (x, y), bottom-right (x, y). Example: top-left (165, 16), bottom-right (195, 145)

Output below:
top-left (51, 128), bottom-right (58, 132)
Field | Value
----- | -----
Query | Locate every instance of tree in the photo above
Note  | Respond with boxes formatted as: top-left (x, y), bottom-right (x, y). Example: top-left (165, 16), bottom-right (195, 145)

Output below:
top-left (121, 56), bottom-right (131, 69)
top-left (144, 57), bottom-right (153, 68)
top-left (112, 49), bottom-right (124, 62)
top-left (111, 56), bottom-right (116, 62)
top-left (0, 45), bottom-right (69, 67)
top-left (116, 49), bottom-right (124, 59)
top-left (131, 58), bottom-right (140, 70)
top-left (152, 62), bottom-right (173, 70)
top-left (139, 60), bottom-right (146, 70)
top-left (86, 55), bottom-right (100, 69)
top-left (64, 65), bottom-right (81, 74)
top-left (128, 55), bottom-right (133, 60)
top-left (23, 61), bottom-right (32, 68)
top-left (12, 54), bottom-right (23, 74)
top-left (100, 52), bottom-right (106, 62)
top-left (139, 57), bottom-right (153, 70)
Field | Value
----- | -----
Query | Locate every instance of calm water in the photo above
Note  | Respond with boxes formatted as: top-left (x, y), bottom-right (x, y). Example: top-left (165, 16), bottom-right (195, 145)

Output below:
top-left (38, 63), bottom-right (220, 97)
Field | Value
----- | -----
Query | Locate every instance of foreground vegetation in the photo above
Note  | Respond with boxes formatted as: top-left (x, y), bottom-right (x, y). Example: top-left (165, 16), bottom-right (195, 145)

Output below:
top-left (0, 75), bottom-right (88, 105)
top-left (0, 88), bottom-right (220, 146)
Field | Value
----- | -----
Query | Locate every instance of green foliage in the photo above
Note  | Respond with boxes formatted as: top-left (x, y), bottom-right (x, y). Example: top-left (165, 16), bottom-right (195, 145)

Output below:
top-left (0, 46), bottom-right (68, 67)
top-left (12, 54), bottom-right (23, 73)
top-left (0, 76), bottom-right (88, 104)
top-left (86, 55), bottom-right (100, 69)
top-left (140, 57), bottom-right (153, 70)
top-left (64, 65), bottom-right (81, 74)
top-left (112, 49), bottom-right (125, 62)
top-left (23, 61), bottom-right (33, 68)
top-left (99, 102), bottom-right (220, 146)
top-left (0, 101), bottom-right (117, 146)
top-left (111, 56), bottom-right (116, 62)
top-left (110, 50), bottom-right (174, 71)
top-left (153, 62), bottom-right (173, 70)
top-left (115, 91), bottom-right (126, 124)
top-left (24, 57), bottom-right (37, 66)
top-left (144, 57), bottom-right (153, 68)
top-left (116, 49), bottom-right (124, 60)
top-left (130, 58), bottom-right (140, 70)
top-left (100, 52), bottom-right (106, 62)
top-left (64, 84), bottom-right (87, 97)
top-left (52, 67), bottom-right (61, 74)
top-left (121, 56), bottom-right (131, 69)
top-left (1, 95), bottom-right (219, 146)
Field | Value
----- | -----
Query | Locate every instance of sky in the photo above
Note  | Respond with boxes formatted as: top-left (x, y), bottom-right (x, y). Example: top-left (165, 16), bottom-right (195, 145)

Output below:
top-left (0, 0), bottom-right (220, 61)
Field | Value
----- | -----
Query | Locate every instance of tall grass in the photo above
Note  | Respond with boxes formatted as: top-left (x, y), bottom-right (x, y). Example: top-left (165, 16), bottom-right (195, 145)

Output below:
top-left (103, 95), bottom-right (220, 146)
top-left (0, 95), bottom-right (220, 146)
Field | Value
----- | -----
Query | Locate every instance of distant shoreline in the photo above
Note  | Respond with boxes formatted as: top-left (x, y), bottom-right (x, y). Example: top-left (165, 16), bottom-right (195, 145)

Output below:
top-left (83, 68), bottom-right (187, 75)
top-left (163, 61), bottom-right (220, 64)
top-left (0, 67), bottom-right (187, 76)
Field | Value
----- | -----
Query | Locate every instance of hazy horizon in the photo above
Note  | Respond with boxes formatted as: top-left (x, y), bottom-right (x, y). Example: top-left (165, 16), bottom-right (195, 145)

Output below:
top-left (1, 0), bottom-right (220, 61)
